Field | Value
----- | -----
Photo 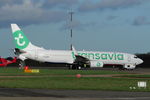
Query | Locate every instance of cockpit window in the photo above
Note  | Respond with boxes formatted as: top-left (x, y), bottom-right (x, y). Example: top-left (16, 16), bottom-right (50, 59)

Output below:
top-left (134, 56), bottom-right (138, 58)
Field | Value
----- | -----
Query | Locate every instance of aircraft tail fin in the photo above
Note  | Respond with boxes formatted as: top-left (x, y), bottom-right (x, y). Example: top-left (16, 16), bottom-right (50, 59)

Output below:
top-left (11, 24), bottom-right (37, 50)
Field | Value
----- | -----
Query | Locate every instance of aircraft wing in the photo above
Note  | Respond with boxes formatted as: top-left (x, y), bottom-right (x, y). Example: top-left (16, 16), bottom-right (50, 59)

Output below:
top-left (72, 46), bottom-right (90, 65)
top-left (74, 55), bottom-right (89, 63)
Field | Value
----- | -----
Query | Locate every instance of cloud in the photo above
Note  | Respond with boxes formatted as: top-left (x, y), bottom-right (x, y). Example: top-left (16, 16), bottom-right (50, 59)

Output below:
top-left (61, 20), bottom-right (96, 31)
top-left (0, 0), bottom-right (22, 7)
top-left (106, 15), bottom-right (117, 21)
top-left (0, 0), bottom-right (78, 28)
top-left (79, 0), bottom-right (149, 12)
top-left (0, 0), bottom-right (78, 9)
top-left (132, 16), bottom-right (150, 26)
top-left (41, 0), bottom-right (78, 9)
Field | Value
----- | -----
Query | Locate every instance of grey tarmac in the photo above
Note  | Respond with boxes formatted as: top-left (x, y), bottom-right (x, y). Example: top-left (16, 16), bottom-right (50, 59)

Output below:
top-left (0, 88), bottom-right (150, 100)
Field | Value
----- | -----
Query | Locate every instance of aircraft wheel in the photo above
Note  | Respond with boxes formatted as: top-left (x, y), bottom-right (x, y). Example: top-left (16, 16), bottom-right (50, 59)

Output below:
top-left (77, 66), bottom-right (82, 70)
top-left (68, 65), bottom-right (72, 69)
top-left (71, 65), bottom-right (77, 70)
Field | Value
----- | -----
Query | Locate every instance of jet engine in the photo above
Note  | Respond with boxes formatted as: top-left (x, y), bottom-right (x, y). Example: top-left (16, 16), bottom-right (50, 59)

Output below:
top-left (123, 64), bottom-right (136, 70)
top-left (90, 61), bottom-right (104, 67)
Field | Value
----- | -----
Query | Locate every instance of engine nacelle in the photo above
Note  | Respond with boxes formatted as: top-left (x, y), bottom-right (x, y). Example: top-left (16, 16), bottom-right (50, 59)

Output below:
top-left (90, 61), bottom-right (104, 67)
top-left (123, 64), bottom-right (136, 69)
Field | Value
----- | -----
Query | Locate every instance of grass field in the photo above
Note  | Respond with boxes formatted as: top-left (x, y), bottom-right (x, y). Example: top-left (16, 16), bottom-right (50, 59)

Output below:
top-left (0, 67), bottom-right (128, 76)
top-left (120, 74), bottom-right (150, 78)
top-left (0, 67), bottom-right (149, 91)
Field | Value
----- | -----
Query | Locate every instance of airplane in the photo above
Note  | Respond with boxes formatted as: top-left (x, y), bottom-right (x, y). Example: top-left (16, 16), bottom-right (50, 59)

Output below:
top-left (0, 57), bottom-right (17, 67)
top-left (10, 23), bottom-right (143, 70)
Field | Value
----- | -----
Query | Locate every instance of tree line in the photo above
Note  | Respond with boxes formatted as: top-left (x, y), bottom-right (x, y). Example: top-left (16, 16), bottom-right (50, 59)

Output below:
top-left (136, 53), bottom-right (150, 68)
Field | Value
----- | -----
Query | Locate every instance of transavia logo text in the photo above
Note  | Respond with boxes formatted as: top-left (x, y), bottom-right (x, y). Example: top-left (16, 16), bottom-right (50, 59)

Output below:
top-left (72, 52), bottom-right (124, 60)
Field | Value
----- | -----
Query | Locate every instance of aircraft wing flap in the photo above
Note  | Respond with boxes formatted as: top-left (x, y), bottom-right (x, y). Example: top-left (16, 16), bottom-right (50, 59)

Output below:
top-left (72, 46), bottom-right (90, 65)
top-left (75, 55), bottom-right (89, 62)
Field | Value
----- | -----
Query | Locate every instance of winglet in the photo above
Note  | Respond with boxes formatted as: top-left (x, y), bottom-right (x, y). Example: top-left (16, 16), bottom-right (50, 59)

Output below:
top-left (72, 45), bottom-right (78, 55)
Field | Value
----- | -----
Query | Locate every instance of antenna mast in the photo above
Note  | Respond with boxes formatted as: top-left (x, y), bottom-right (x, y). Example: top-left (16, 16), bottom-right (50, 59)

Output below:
top-left (69, 11), bottom-right (74, 50)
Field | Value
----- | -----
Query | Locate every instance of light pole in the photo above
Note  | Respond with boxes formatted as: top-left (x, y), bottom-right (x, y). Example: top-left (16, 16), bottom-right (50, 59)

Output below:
top-left (69, 11), bottom-right (74, 50)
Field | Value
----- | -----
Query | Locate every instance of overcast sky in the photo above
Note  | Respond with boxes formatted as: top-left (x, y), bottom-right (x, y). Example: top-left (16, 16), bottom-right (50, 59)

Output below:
top-left (0, 0), bottom-right (150, 57)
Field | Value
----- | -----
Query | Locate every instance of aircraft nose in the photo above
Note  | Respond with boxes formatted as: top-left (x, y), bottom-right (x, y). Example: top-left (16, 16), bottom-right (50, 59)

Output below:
top-left (137, 58), bottom-right (143, 65)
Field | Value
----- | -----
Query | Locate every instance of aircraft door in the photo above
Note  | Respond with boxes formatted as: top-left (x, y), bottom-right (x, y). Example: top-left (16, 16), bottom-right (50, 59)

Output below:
top-left (127, 55), bottom-right (131, 62)
top-left (35, 49), bottom-right (38, 60)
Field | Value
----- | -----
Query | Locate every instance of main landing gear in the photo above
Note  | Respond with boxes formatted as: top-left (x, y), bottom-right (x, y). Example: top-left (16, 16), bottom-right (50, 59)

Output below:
top-left (68, 64), bottom-right (82, 70)
top-left (19, 60), bottom-right (26, 69)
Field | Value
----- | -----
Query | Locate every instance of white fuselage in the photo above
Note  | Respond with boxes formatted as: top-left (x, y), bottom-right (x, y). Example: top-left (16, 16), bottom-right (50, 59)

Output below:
top-left (21, 47), bottom-right (143, 67)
